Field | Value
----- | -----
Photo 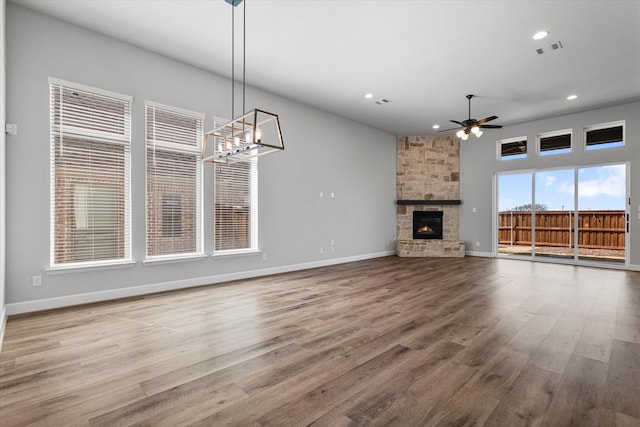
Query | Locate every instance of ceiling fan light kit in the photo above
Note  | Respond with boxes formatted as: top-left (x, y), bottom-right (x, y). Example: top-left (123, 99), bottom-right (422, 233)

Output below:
top-left (440, 94), bottom-right (503, 140)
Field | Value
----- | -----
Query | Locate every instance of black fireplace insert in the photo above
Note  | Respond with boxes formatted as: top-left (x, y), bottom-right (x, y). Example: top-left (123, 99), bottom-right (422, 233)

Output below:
top-left (413, 210), bottom-right (443, 240)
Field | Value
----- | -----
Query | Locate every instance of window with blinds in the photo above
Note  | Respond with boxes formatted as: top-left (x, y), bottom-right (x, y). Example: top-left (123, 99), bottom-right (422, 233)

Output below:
top-left (498, 137), bottom-right (527, 160)
top-left (538, 130), bottom-right (572, 156)
top-left (146, 103), bottom-right (203, 258)
top-left (49, 79), bottom-right (132, 266)
top-left (214, 157), bottom-right (258, 253)
top-left (585, 122), bottom-right (624, 151)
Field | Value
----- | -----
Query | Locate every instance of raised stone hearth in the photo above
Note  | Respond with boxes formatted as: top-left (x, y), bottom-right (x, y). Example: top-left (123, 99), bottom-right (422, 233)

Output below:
top-left (396, 135), bottom-right (465, 257)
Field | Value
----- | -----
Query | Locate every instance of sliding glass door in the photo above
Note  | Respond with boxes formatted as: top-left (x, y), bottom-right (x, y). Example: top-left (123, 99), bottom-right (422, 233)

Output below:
top-left (577, 165), bottom-right (627, 263)
top-left (496, 163), bottom-right (628, 265)
top-left (497, 172), bottom-right (533, 257)
top-left (534, 169), bottom-right (575, 260)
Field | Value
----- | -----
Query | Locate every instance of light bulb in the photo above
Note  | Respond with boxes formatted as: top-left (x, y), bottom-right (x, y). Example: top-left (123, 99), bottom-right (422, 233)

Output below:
top-left (234, 136), bottom-right (241, 146)
top-left (471, 126), bottom-right (480, 135)
top-left (475, 130), bottom-right (483, 137)
top-left (226, 141), bottom-right (232, 150)
top-left (461, 133), bottom-right (469, 141)
top-left (217, 143), bottom-right (223, 152)
top-left (255, 128), bottom-right (262, 142)
top-left (245, 130), bottom-right (253, 143)
top-left (456, 130), bottom-right (465, 138)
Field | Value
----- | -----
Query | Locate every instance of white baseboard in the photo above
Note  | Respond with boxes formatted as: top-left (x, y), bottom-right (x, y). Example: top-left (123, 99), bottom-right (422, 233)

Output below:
top-left (465, 251), bottom-right (495, 258)
top-left (627, 264), bottom-right (640, 271)
top-left (0, 306), bottom-right (6, 352)
top-left (6, 251), bottom-right (396, 316)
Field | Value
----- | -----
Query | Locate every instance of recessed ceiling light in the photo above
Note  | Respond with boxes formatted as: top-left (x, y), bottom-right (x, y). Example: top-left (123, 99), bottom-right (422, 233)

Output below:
top-left (364, 93), bottom-right (373, 99)
top-left (533, 31), bottom-right (549, 40)
top-left (432, 124), bottom-right (440, 129)
top-left (567, 94), bottom-right (578, 100)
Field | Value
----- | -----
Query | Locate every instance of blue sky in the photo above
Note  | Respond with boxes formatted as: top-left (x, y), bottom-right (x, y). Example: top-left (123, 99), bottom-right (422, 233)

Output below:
top-left (498, 164), bottom-right (626, 211)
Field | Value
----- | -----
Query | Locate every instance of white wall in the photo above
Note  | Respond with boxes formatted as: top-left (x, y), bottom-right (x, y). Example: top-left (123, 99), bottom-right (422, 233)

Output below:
top-left (4, 4), bottom-right (397, 314)
top-left (460, 100), bottom-right (640, 264)
top-left (0, 0), bottom-right (6, 346)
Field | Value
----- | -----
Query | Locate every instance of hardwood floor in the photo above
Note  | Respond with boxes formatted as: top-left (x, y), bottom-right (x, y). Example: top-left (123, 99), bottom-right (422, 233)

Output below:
top-left (1, 256), bottom-right (640, 426)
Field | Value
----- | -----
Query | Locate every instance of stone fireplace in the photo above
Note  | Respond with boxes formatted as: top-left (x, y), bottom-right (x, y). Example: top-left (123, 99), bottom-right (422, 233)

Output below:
top-left (396, 135), bottom-right (465, 257)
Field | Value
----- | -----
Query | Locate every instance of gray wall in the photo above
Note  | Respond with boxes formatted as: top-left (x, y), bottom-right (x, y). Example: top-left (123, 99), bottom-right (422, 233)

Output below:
top-left (1, 0), bottom-right (6, 332)
top-left (460, 100), bottom-right (640, 264)
top-left (5, 4), bottom-right (396, 309)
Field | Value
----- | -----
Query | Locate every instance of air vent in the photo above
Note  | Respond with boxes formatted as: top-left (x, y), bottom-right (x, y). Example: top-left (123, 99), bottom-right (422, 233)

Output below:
top-left (375, 99), bottom-right (392, 105)
top-left (535, 41), bottom-right (563, 55)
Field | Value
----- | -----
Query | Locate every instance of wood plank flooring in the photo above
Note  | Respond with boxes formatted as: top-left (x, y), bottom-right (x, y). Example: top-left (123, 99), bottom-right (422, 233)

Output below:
top-left (1, 256), bottom-right (640, 426)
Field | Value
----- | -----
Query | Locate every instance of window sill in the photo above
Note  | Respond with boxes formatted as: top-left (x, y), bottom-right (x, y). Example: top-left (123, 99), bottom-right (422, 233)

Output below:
top-left (143, 254), bottom-right (208, 265)
top-left (46, 260), bottom-right (137, 275)
top-left (212, 249), bottom-right (261, 259)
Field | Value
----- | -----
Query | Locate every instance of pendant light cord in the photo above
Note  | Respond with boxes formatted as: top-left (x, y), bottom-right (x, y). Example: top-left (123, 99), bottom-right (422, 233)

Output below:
top-left (243, 0), bottom-right (246, 115)
top-left (231, 5), bottom-right (235, 119)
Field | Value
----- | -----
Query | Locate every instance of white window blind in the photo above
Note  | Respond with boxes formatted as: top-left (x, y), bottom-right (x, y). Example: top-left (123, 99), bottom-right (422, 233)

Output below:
top-left (49, 79), bottom-right (132, 266)
top-left (146, 103), bottom-right (203, 258)
top-left (214, 138), bottom-right (258, 253)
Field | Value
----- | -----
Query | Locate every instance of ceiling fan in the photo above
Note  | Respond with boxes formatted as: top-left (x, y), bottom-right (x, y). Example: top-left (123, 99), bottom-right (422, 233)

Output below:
top-left (440, 94), bottom-right (502, 140)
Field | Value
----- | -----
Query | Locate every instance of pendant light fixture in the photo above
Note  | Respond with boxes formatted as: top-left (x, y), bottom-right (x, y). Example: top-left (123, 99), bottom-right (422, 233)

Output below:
top-left (202, 0), bottom-right (284, 164)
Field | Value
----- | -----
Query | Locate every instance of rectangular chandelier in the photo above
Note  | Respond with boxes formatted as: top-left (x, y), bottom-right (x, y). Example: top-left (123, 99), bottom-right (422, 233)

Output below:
top-left (202, 108), bottom-right (284, 164)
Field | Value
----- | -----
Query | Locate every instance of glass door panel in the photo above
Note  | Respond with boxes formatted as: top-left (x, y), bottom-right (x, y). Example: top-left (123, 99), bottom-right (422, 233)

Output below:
top-left (577, 165), bottom-right (626, 263)
top-left (534, 169), bottom-right (575, 259)
top-left (497, 173), bottom-right (533, 257)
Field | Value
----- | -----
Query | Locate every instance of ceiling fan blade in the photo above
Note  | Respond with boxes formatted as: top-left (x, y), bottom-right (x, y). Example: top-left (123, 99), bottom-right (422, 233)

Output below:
top-left (479, 124), bottom-right (503, 129)
top-left (438, 126), bottom-right (463, 133)
top-left (476, 115), bottom-right (498, 125)
top-left (449, 120), bottom-right (464, 125)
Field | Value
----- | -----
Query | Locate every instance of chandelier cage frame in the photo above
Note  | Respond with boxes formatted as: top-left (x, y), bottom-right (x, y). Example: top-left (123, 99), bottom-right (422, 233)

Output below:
top-left (202, 0), bottom-right (284, 164)
top-left (202, 108), bottom-right (284, 164)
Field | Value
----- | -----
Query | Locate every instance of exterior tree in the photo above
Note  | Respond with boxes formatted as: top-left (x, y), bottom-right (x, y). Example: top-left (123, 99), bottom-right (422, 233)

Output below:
top-left (508, 203), bottom-right (548, 212)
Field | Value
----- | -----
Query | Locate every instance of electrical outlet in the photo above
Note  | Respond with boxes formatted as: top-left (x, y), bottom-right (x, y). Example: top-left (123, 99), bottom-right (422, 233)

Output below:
top-left (262, 252), bottom-right (267, 261)
top-left (320, 247), bottom-right (324, 254)
top-left (32, 275), bottom-right (42, 287)
top-left (319, 191), bottom-right (324, 198)
top-left (5, 123), bottom-right (17, 135)
top-left (330, 239), bottom-right (335, 246)
top-left (475, 241), bottom-right (480, 247)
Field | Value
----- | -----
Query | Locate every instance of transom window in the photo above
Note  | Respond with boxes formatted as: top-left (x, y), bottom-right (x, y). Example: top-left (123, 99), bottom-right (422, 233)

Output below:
top-left (585, 121), bottom-right (624, 151)
top-left (538, 129), bottom-right (572, 156)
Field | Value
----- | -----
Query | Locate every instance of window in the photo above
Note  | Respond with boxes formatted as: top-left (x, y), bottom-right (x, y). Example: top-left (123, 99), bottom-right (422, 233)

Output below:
top-left (146, 103), bottom-right (203, 258)
top-left (538, 130), bottom-right (572, 156)
top-left (585, 121), bottom-right (624, 151)
top-left (214, 158), bottom-right (258, 253)
top-left (50, 79), bottom-right (132, 267)
top-left (498, 136), bottom-right (527, 160)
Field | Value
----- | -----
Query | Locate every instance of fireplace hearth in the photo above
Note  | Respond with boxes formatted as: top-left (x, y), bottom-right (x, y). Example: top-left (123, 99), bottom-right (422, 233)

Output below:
top-left (413, 211), bottom-right (443, 240)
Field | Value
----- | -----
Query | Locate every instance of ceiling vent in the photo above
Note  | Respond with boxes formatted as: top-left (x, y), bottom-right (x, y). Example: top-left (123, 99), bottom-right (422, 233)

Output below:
top-left (375, 99), bottom-right (391, 105)
top-left (535, 41), bottom-right (563, 55)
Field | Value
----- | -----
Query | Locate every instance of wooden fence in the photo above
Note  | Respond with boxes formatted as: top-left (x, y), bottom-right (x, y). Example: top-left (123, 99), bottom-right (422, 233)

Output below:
top-left (498, 210), bottom-right (625, 249)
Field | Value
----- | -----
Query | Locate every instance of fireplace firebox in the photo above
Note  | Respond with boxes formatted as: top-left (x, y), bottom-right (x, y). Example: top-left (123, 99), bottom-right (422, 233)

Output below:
top-left (413, 210), bottom-right (443, 240)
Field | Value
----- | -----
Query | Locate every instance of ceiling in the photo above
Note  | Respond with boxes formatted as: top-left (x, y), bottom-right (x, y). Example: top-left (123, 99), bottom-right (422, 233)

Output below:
top-left (12, 0), bottom-right (640, 136)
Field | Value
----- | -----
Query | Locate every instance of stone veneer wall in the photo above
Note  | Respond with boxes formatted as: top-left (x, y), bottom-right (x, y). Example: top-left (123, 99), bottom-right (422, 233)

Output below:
top-left (397, 135), bottom-right (465, 257)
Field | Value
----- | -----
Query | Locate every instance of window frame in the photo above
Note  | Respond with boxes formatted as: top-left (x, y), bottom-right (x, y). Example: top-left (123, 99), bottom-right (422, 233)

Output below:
top-left (584, 120), bottom-right (625, 152)
top-left (537, 128), bottom-right (572, 157)
top-left (497, 136), bottom-right (528, 161)
top-left (144, 101), bottom-right (204, 261)
top-left (48, 77), bottom-right (133, 269)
